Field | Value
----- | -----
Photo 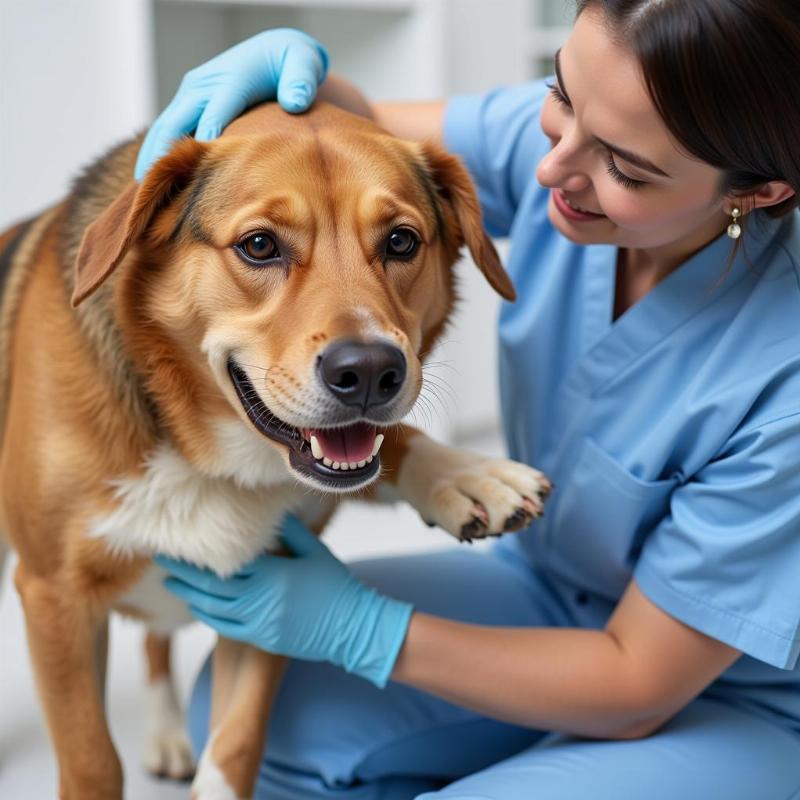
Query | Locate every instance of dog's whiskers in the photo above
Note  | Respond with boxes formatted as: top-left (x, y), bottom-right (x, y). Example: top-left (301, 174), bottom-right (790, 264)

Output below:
top-left (421, 375), bottom-right (457, 408)
top-left (422, 359), bottom-right (458, 374)
top-left (236, 361), bottom-right (271, 373)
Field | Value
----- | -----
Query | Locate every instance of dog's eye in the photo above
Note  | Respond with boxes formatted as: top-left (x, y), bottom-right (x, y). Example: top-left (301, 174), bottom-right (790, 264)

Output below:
top-left (236, 233), bottom-right (280, 264)
top-left (385, 228), bottom-right (420, 260)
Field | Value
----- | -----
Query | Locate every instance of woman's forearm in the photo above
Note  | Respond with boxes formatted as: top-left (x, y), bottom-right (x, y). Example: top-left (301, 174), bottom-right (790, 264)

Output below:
top-left (391, 613), bottom-right (664, 740)
top-left (317, 73), bottom-right (376, 119)
top-left (317, 73), bottom-right (445, 142)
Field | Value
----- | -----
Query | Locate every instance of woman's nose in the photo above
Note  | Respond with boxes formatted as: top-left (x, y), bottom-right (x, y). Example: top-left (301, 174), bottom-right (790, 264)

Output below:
top-left (536, 139), bottom-right (591, 193)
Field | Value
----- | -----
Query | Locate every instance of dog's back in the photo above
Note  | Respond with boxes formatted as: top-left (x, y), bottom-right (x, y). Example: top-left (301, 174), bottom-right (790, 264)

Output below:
top-left (0, 137), bottom-right (151, 455)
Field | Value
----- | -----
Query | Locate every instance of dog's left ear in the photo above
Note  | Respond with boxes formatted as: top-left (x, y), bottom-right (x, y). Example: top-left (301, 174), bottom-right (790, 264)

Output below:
top-left (413, 141), bottom-right (516, 302)
top-left (71, 138), bottom-right (208, 308)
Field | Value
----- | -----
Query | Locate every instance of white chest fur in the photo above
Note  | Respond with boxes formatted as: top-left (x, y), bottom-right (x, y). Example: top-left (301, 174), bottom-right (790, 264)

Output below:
top-left (90, 420), bottom-right (323, 577)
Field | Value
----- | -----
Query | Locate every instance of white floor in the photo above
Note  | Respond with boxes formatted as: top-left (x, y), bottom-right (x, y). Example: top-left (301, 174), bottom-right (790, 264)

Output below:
top-left (0, 431), bottom-right (502, 798)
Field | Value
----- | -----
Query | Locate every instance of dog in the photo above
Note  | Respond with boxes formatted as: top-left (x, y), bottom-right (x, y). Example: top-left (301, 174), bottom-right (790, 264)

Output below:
top-left (0, 101), bottom-right (550, 799)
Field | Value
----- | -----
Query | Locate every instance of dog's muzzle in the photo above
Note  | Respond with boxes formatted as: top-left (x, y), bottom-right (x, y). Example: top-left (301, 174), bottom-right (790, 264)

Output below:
top-left (227, 358), bottom-right (386, 490)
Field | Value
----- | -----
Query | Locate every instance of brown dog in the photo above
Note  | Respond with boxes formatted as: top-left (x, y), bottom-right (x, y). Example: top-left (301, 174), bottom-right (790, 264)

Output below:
top-left (0, 102), bottom-right (549, 799)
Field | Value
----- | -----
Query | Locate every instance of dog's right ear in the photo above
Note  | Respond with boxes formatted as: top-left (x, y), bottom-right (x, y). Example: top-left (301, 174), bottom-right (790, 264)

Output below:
top-left (71, 138), bottom-right (208, 308)
top-left (411, 141), bottom-right (516, 302)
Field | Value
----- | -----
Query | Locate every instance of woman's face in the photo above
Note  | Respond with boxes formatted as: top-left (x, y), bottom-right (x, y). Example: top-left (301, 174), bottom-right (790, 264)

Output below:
top-left (537, 6), bottom-right (730, 266)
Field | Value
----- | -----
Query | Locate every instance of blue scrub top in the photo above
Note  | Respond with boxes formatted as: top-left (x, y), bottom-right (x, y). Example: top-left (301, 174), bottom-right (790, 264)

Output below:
top-left (444, 80), bottom-right (800, 732)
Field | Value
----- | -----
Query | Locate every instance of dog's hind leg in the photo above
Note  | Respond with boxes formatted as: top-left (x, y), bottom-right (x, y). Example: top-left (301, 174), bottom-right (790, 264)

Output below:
top-left (14, 560), bottom-right (123, 800)
top-left (0, 532), bottom-right (8, 593)
top-left (193, 640), bottom-right (286, 800)
top-left (143, 631), bottom-right (195, 781)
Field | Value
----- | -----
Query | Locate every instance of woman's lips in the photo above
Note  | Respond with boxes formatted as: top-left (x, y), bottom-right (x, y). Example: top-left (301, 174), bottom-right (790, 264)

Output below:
top-left (552, 189), bottom-right (607, 223)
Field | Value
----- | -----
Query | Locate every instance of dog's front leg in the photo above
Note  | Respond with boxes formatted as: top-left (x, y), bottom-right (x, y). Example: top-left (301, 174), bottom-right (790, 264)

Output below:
top-left (14, 562), bottom-right (123, 800)
top-left (192, 639), bottom-right (286, 800)
top-left (381, 424), bottom-right (551, 542)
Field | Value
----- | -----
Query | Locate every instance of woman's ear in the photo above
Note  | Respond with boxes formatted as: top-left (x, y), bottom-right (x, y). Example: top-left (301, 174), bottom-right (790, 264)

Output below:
top-left (413, 140), bottom-right (516, 301)
top-left (72, 137), bottom-right (208, 308)
top-left (736, 181), bottom-right (795, 214)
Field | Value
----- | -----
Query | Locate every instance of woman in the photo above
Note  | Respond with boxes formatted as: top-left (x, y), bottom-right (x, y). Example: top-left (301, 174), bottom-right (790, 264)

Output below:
top-left (149, 2), bottom-right (800, 797)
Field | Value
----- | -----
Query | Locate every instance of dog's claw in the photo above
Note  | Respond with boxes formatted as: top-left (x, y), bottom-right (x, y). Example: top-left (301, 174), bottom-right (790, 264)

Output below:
top-left (473, 502), bottom-right (490, 526)
top-left (460, 517), bottom-right (485, 542)
top-left (501, 507), bottom-right (532, 532)
top-left (521, 495), bottom-right (544, 518)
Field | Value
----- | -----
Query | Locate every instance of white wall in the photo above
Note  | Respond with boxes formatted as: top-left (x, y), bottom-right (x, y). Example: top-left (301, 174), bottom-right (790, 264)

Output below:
top-left (0, 0), bottom-right (155, 229)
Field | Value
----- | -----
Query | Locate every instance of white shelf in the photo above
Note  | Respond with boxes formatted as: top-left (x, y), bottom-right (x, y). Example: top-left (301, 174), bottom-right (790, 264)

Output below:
top-left (158, 0), bottom-right (418, 10)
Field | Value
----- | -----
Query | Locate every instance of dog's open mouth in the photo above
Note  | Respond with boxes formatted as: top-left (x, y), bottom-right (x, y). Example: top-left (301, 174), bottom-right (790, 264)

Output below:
top-left (227, 359), bottom-right (383, 488)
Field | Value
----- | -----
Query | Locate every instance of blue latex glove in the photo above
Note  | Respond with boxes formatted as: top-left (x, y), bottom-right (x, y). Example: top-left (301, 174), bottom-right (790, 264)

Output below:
top-left (134, 28), bottom-right (329, 181)
top-left (155, 515), bottom-right (413, 688)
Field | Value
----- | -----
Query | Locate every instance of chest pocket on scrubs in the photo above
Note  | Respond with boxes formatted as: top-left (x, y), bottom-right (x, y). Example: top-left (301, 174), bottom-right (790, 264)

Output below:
top-left (547, 436), bottom-right (679, 599)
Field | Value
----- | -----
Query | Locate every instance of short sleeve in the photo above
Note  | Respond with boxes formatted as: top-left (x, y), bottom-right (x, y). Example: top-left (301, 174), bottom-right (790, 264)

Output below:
top-left (635, 413), bottom-right (800, 669)
top-left (443, 80), bottom-right (551, 238)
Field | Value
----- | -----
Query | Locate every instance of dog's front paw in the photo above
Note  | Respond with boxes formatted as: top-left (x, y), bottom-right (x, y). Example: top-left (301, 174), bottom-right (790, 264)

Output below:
top-left (144, 678), bottom-right (195, 781)
top-left (399, 436), bottom-right (551, 542)
top-left (426, 458), bottom-right (551, 542)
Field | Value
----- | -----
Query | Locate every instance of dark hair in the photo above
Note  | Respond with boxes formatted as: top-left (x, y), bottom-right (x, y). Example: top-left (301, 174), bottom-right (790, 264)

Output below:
top-left (576, 0), bottom-right (800, 219)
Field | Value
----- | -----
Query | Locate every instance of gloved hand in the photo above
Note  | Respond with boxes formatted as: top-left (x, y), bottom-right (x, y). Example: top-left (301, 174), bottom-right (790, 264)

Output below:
top-left (134, 28), bottom-right (330, 181)
top-left (155, 515), bottom-right (413, 688)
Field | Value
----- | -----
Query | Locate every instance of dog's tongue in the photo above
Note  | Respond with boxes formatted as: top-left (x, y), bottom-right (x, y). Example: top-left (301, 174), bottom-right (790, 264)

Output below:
top-left (308, 423), bottom-right (377, 463)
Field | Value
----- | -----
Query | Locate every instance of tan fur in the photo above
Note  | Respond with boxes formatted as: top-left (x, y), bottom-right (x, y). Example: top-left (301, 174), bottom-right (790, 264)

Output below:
top-left (208, 642), bottom-right (287, 796)
top-left (0, 102), bottom-right (514, 799)
top-left (145, 632), bottom-right (172, 683)
top-left (0, 207), bottom-right (63, 449)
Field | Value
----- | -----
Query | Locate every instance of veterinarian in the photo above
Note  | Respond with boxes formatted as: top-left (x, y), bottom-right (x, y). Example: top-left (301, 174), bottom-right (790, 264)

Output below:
top-left (148, 2), bottom-right (800, 797)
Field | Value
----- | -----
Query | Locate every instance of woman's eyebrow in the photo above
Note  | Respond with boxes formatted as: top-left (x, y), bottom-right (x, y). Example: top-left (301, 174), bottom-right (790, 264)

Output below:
top-left (595, 137), bottom-right (672, 178)
top-left (553, 48), bottom-right (671, 179)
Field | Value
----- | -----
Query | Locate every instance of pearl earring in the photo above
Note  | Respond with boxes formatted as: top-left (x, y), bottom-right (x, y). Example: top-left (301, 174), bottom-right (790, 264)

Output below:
top-left (727, 207), bottom-right (742, 240)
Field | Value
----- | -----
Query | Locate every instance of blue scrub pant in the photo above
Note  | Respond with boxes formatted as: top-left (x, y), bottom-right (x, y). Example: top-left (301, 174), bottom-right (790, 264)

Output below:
top-left (187, 548), bottom-right (800, 799)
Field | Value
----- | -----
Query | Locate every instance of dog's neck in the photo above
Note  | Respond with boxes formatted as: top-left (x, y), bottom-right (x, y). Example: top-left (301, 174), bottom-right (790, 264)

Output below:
top-left (201, 417), bottom-right (294, 489)
top-left (89, 419), bottom-right (314, 574)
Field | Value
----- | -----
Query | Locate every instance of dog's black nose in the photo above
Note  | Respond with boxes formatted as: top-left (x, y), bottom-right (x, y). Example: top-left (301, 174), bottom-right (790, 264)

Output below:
top-left (318, 340), bottom-right (407, 410)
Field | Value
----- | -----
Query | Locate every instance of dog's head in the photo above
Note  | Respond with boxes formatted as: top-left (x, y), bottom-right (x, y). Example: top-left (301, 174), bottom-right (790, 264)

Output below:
top-left (72, 103), bottom-right (514, 493)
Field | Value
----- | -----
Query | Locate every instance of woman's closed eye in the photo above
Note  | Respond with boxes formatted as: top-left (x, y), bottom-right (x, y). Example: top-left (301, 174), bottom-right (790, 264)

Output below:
top-left (546, 81), bottom-right (571, 109)
top-left (606, 156), bottom-right (647, 190)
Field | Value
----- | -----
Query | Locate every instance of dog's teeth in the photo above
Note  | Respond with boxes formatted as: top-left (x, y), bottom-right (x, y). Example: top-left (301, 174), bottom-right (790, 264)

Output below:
top-left (322, 456), bottom-right (372, 471)
top-left (371, 434), bottom-right (385, 458)
top-left (310, 435), bottom-right (323, 460)
top-left (367, 455), bottom-right (374, 464)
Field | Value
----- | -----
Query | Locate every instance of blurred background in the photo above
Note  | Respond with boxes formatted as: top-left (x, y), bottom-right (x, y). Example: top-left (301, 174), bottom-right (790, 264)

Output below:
top-left (0, 1), bottom-right (570, 796)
